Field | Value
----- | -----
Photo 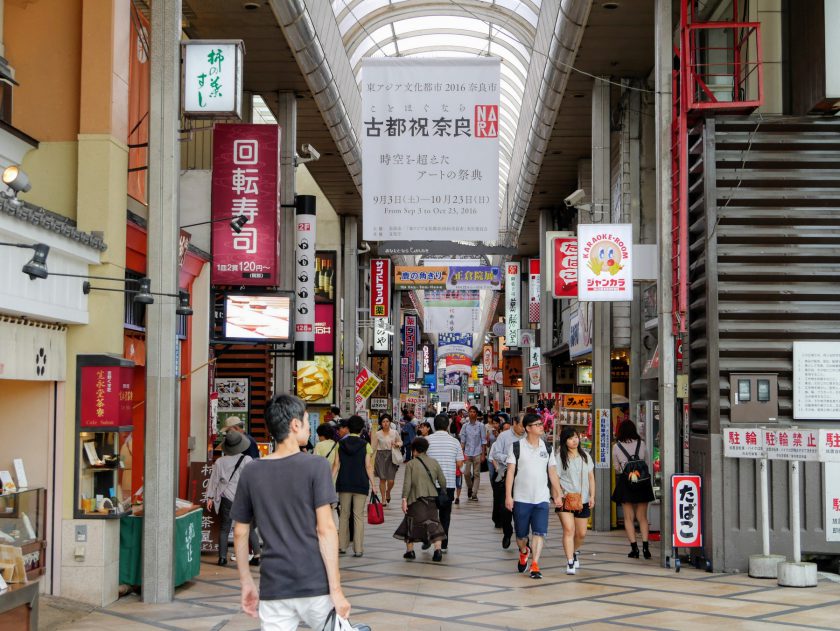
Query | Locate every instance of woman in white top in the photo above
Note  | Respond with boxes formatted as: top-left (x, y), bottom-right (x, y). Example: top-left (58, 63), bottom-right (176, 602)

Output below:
top-left (555, 426), bottom-right (595, 575)
top-left (372, 414), bottom-right (402, 505)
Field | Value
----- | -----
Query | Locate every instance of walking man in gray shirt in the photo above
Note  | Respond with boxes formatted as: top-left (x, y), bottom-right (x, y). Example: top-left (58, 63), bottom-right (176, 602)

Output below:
top-left (459, 406), bottom-right (487, 500)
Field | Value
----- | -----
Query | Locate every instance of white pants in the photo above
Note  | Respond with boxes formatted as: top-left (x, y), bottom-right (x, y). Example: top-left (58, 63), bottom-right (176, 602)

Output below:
top-left (259, 594), bottom-right (333, 630)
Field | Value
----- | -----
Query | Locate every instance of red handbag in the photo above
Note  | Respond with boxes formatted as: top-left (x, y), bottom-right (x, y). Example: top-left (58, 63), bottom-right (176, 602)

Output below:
top-left (367, 492), bottom-right (384, 525)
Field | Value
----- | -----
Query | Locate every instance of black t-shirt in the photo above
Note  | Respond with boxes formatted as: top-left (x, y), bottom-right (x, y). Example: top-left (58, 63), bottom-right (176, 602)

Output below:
top-left (231, 452), bottom-right (338, 600)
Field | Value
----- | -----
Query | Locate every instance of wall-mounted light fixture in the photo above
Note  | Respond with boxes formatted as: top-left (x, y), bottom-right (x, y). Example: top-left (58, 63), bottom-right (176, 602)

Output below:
top-left (0, 241), bottom-right (50, 279)
top-left (181, 214), bottom-right (248, 234)
top-left (80, 277), bottom-right (193, 316)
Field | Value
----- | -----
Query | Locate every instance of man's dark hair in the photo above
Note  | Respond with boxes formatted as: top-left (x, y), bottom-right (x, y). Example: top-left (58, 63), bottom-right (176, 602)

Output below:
top-left (316, 424), bottom-right (334, 440)
top-left (522, 412), bottom-right (542, 428)
top-left (347, 415), bottom-right (365, 434)
top-left (265, 394), bottom-right (306, 443)
top-left (330, 405), bottom-right (341, 416)
top-left (469, 405), bottom-right (479, 414)
top-left (433, 413), bottom-right (450, 432)
top-left (411, 437), bottom-right (430, 454)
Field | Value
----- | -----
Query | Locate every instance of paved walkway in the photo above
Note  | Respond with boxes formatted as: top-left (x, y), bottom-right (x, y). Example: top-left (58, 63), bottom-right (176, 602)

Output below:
top-left (45, 469), bottom-right (840, 630)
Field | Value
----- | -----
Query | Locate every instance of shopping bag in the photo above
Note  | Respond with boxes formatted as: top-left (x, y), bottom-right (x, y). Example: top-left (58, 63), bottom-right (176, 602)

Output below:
top-left (322, 608), bottom-right (372, 631)
top-left (367, 492), bottom-right (384, 525)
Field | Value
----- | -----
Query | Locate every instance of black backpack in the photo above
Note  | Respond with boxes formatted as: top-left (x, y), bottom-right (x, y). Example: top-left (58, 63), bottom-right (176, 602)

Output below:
top-left (617, 441), bottom-right (650, 484)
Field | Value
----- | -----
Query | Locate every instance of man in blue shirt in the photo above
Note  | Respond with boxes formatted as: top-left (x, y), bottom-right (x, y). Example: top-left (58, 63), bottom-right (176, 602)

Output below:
top-left (459, 406), bottom-right (487, 501)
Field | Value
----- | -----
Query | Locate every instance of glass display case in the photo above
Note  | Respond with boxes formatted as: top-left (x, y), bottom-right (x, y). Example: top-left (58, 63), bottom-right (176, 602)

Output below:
top-left (0, 487), bottom-right (47, 581)
top-left (73, 354), bottom-right (135, 519)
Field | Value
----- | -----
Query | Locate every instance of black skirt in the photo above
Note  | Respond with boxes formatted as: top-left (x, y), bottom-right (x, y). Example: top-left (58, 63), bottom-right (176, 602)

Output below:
top-left (393, 497), bottom-right (446, 544)
top-left (611, 473), bottom-right (655, 505)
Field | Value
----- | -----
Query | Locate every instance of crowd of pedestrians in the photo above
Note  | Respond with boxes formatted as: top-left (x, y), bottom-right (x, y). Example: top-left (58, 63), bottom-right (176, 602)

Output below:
top-left (211, 393), bottom-right (655, 629)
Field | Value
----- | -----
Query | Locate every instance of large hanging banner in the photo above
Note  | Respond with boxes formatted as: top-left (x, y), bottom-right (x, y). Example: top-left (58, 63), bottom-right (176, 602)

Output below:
top-left (528, 259), bottom-right (540, 323)
top-left (211, 124), bottom-right (280, 285)
top-left (577, 224), bottom-right (633, 301)
top-left (505, 262), bottom-right (521, 346)
top-left (438, 333), bottom-right (473, 358)
top-left (423, 290), bottom-right (482, 334)
top-left (361, 58), bottom-right (500, 242)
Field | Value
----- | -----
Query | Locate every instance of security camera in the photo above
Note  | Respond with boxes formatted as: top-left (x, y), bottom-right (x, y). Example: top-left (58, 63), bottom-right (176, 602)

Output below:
top-left (298, 143), bottom-right (320, 164)
top-left (564, 189), bottom-right (586, 208)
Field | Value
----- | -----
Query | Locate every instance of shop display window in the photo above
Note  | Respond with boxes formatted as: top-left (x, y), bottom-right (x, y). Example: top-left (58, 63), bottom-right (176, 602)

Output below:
top-left (0, 487), bottom-right (47, 581)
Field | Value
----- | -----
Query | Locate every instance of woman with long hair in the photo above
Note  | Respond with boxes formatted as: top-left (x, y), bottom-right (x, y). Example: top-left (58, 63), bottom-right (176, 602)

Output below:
top-left (372, 413), bottom-right (402, 506)
top-left (611, 419), bottom-right (655, 559)
top-left (555, 426), bottom-right (595, 575)
top-left (417, 421), bottom-right (433, 437)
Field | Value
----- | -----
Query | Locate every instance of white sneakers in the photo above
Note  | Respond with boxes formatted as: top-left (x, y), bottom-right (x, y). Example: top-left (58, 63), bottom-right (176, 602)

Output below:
top-left (566, 560), bottom-right (576, 575)
top-left (574, 551), bottom-right (580, 569)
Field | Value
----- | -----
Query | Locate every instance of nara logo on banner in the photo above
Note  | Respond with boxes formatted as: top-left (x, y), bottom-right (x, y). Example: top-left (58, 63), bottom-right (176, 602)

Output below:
top-left (210, 124), bottom-right (280, 286)
top-left (370, 259), bottom-right (391, 318)
top-left (577, 224), bottom-right (633, 302)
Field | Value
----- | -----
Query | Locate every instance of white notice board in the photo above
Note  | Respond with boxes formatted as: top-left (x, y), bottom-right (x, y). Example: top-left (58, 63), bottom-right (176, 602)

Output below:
top-left (793, 341), bottom-right (840, 420)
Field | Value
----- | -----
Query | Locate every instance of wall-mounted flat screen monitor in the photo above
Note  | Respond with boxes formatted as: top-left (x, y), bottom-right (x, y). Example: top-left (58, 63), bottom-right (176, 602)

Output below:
top-left (222, 293), bottom-right (292, 343)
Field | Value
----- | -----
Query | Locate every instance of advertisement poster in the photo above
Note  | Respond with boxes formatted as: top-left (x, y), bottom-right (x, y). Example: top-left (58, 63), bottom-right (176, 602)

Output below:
top-left (577, 224), bottom-right (633, 301)
top-left (595, 408), bottom-right (611, 469)
top-left (296, 356), bottom-right (334, 405)
top-left (211, 124), bottom-right (279, 285)
top-left (361, 58), bottom-right (500, 242)
top-left (214, 377), bottom-right (249, 432)
top-left (446, 266), bottom-right (502, 290)
top-left (315, 251), bottom-right (336, 303)
top-left (405, 315), bottom-right (417, 382)
top-left (314, 303), bottom-right (335, 355)
top-left (505, 261), bottom-right (521, 346)
top-left (440, 333), bottom-right (474, 358)
top-left (355, 367), bottom-right (383, 410)
top-left (188, 462), bottom-right (219, 554)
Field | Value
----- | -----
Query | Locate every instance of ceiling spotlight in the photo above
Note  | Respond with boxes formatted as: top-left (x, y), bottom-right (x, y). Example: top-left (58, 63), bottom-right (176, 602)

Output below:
top-left (134, 277), bottom-right (155, 305)
top-left (176, 290), bottom-right (193, 316)
top-left (230, 215), bottom-right (248, 233)
top-left (2, 165), bottom-right (31, 194)
top-left (22, 243), bottom-right (49, 280)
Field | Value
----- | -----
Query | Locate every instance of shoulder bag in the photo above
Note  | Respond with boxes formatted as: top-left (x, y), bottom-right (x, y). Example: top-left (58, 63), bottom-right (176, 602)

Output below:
top-left (416, 457), bottom-right (452, 510)
top-left (389, 433), bottom-right (405, 466)
top-left (562, 458), bottom-right (585, 512)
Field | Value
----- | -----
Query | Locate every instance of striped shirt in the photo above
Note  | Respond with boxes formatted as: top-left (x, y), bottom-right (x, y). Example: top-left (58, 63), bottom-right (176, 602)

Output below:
top-left (426, 431), bottom-right (464, 489)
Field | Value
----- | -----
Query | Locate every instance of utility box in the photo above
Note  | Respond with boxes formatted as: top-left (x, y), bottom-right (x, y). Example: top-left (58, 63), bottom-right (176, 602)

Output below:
top-left (729, 373), bottom-right (778, 423)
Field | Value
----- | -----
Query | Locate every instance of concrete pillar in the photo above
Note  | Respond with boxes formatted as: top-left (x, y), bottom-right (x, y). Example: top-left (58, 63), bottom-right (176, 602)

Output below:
top-left (628, 86), bottom-right (643, 418)
top-left (143, 0), bottom-right (181, 603)
top-left (655, 0), bottom-right (676, 567)
top-left (539, 208), bottom-right (554, 393)
top-left (341, 216), bottom-right (359, 417)
top-left (275, 93), bottom-right (297, 395)
top-left (591, 76), bottom-right (612, 531)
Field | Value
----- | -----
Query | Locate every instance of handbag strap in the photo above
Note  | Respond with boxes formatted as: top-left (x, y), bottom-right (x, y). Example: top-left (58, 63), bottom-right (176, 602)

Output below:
top-left (321, 608), bottom-right (336, 631)
top-left (416, 456), bottom-right (440, 490)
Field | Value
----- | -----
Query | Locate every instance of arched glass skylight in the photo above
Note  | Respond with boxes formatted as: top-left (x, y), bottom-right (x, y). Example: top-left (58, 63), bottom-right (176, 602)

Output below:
top-left (331, 0), bottom-right (541, 228)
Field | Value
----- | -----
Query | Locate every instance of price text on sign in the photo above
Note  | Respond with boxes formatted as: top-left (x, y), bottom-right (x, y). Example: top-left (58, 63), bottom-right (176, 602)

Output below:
top-left (672, 474), bottom-right (702, 548)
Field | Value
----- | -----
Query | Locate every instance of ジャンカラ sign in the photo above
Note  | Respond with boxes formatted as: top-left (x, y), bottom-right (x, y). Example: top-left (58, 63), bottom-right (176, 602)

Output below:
top-left (577, 224), bottom-right (633, 301)
top-left (361, 58), bottom-right (500, 242)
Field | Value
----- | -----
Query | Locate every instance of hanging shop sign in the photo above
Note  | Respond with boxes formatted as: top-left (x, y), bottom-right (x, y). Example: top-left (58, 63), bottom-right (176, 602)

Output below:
top-left (355, 366), bottom-right (383, 411)
top-left (502, 353), bottom-right (522, 388)
top-left (505, 262), bottom-right (521, 346)
top-left (422, 343), bottom-right (435, 375)
top-left (394, 266), bottom-right (448, 290)
top-left (79, 364), bottom-right (134, 429)
top-left (446, 266), bottom-right (502, 290)
top-left (672, 474), bottom-right (703, 548)
top-left (405, 315), bottom-right (417, 382)
top-left (370, 397), bottom-right (389, 411)
top-left (361, 57), bottom-right (500, 242)
top-left (552, 237), bottom-right (578, 298)
top-left (576, 365), bottom-right (593, 386)
top-left (528, 259), bottom-right (540, 322)
top-left (482, 344), bottom-right (493, 375)
top-left (528, 346), bottom-right (541, 392)
top-left (294, 209), bottom-right (316, 343)
top-left (211, 124), bottom-right (279, 285)
top-left (445, 355), bottom-right (472, 374)
top-left (371, 258), bottom-right (391, 318)
top-left (519, 330), bottom-right (535, 348)
top-left (577, 224), bottom-right (633, 301)
top-left (314, 303), bottom-right (335, 355)
top-left (181, 40), bottom-right (244, 119)
top-left (793, 341), bottom-right (840, 421)
top-left (373, 317), bottom-right (391, 352)
top-left (439, 333), bottom-right (474, 358)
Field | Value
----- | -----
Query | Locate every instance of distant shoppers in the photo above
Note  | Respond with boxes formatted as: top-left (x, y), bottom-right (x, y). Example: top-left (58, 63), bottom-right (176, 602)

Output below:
top-left (231, 394), bottom-right (349, 628)
top-left (555, 426), bottom-right (595, 575)
top-left (611, 419), bottom-right (655, 559)
top-left (459, 406), bottom-right (487, 500)
top-left (489, 414), bottom-right (525, 548)
top-left (207, 431), bottom-right (260, 567)
top-left (505, 413), bottom-right (562, 579)
top-left (425, 414), bottom-right (465, 552)
top-left (313, 424), bottom-right (339, 469)
top-left (332, 415), bottom-right (377, 558)
top-left (394, 437), bottom-right (448, 562)
top-left (401, 409), bottom-right (418, 461)
top-left (418, 421), bottom-right (433, 437)
top-left (372, 413), bottom-right (402, 506)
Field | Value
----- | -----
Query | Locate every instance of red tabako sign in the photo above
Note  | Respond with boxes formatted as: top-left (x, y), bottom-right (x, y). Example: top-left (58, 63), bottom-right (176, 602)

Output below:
top-left (672, 474), bottom-right (702, 548)
top-left (211, 124), bottom-right (280, 286)
top-left (370, 258), bottom-right (390, 318)
top-left (80, 366), bottom-right (133, 428)
top-left (314, 303), bottom-right (335, 354)
top-left (552, 237), bottom-right (578, 298)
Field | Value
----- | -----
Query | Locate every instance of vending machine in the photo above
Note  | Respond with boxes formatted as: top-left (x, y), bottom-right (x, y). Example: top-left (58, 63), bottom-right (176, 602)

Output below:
top-left (635, 400), bottom-right (661, 532)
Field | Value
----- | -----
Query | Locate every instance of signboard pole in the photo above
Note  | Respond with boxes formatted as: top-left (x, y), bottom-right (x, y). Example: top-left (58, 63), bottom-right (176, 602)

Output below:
top-left (294, 195), bottom-right (316, 363)
top-left (777, 461), bottom-right (817, 587)
top-left (748, 457), bottom-right (786, 578)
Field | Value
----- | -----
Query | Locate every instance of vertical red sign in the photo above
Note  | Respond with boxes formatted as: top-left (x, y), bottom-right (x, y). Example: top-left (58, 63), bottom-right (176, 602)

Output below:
top-left (314, 303), bottom-right (335, 354)
top-left (672, 474), bottom-right (703, 548)
top-left (370, 258), bottom-right (391, 318)
top-left (80, 366), bottom-right (129, 428)
top-left (553, 237), bottom-right (578, 298)
top-left (211, 124), bottom-right (280, 286)
top-left (405, 315), bottom-right (417, 382)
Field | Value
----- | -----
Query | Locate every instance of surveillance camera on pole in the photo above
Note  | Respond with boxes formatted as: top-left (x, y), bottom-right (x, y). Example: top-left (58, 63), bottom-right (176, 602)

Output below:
top-left (564, 188), bottom-right (586, 208)
top-left (297, 143), bottom-right (320, 164)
